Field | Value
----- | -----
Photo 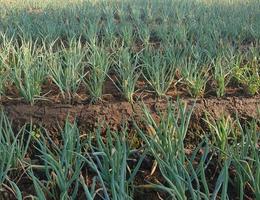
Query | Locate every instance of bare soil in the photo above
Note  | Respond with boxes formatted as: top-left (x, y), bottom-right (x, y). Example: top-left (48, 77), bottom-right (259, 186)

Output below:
top-left (2, 95), bottom-right (259, 134)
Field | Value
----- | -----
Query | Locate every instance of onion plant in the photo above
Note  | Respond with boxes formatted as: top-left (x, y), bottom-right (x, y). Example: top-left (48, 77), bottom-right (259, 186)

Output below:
top-left (212, 53), bottom-right (235, 97)
top-left (119, 23), bottom-right (134, 48)
top-left (136, 101), bottom-right (231, 199)
top-left (47, 38), bottom-right (86, 100)
top-left (79, 175), bottom-right (99, 200)
top-left (32, 121), bottom-right (84, 199)
top-left (232, 46), bottom-right (260, 96)
top-left (83, 21), bottom-right (100, 46)
top-left (0, 111), bottom-right (30, 200)
top-left (136, 100), bottom-right (193, 169)
top-left (142, 50), bottom-right (177, 97)
top-left (0, 113), bottom-right (17, 185)
top-left (103, 18), bottom-right (117, 47)
top-left (229, 120), bottom-right (260, 200)
top-left (84, 45), bottom-right (111, 102)
top-left (28, 170), bottom-right (48, 200)
top-left (81, 127), bottom-right (145, 200)
top-left (204, 114), bottom-right (237, 160)
top-left (11, 39), bottom-right (45, 104)
top-left (137, 23), bottom-right (150, 47)
top-left (0, 34), bottom-right (13, 97)
top-left (181, 58), bottom-right (209, 98)
top-left (0, 63), bottom-right (8, 98)
top-left (114, 48), bottom-right (140, 103)
top-left (233, 63), bottom-right (260, 96)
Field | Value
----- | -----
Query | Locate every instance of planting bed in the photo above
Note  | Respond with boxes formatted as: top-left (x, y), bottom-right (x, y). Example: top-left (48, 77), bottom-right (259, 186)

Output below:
top-left (0, 0), bottom-right (259, 199)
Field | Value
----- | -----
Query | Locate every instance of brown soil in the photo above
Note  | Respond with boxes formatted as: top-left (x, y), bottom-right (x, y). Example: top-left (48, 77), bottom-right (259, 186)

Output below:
top-left (2, 95), bottom-right (259, 136)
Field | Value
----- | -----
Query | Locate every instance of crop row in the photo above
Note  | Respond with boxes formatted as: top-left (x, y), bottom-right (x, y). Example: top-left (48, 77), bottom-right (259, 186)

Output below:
top-left (0, 36), bottom-right (259, 104)
top-left (1, 0), bottom-right (259, 104)
top-left (1, 0), bottom-right (259, 45)
top-left (0, 101), bottom-right (259, 199)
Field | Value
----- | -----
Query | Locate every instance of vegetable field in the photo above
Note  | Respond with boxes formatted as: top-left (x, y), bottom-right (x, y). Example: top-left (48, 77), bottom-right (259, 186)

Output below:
top-left (0, 0), bottom-right (259, 199)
